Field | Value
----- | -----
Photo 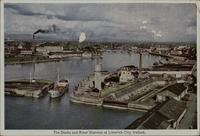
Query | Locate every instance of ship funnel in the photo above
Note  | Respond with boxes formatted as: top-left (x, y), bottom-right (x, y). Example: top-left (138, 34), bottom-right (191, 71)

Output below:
top-left (139, 52), bottom-right (142, 73)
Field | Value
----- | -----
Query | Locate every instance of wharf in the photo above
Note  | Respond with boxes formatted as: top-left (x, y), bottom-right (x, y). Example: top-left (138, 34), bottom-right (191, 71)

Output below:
top-left (70, 94), bottom-right (148, 112)
top-left (148, 51), bottom-right (187, 61)
top-left (148, 51), bottom-right (172, 58)
top-left (70, 79), bottom-right (167, 112)
top-left (5, 79), bottom-right (54, 98)
top-left (5, 56), bottom-right (94, 65)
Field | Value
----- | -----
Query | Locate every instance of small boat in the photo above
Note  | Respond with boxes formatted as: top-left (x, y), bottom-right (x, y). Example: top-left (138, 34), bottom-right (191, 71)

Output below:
top-left (48, 80), bottom-right (69, 98)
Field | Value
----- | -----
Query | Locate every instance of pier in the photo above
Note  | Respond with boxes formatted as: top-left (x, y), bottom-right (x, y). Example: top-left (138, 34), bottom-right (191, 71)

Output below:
top-left (5, 79), bottom-right (54, 98)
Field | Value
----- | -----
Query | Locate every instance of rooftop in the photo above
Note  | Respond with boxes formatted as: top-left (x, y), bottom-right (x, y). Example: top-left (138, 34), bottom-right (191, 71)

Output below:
top-left (126, 99), bottom-right (186, 129)
top-left (142, 112), bottom-right (170, 129)
top-left (118, 65), bottom-right (138, 71)
top-left (163, 83), bottom-right (187, 96)
top-left (158, 99), bottom-right (186, 121)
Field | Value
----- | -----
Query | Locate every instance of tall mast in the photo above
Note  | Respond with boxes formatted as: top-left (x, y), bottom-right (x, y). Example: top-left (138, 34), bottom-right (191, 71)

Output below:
top-left (30, 72), bottom-right (32, 84)
top-left (139, 52), bottom-right (142, 73)
top-left (57, 68), bottom-right (60, 83)
top-left (32, 58), bottom-right (35, 79)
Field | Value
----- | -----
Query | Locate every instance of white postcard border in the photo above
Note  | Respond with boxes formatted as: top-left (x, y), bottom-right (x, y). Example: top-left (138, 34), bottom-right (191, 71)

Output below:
top-left (0, 0), bottom-right (199, 136)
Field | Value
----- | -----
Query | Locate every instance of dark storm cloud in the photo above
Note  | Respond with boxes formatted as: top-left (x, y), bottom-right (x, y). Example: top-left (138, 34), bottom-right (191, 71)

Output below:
top-left (5, 4), bottom-right (108, 22)
top-left (4, 3), bottom-right (197, 42)
top-left (54, 15), bottom-right (108, 22)
top-left (5, 4), bottom-right (44, 16)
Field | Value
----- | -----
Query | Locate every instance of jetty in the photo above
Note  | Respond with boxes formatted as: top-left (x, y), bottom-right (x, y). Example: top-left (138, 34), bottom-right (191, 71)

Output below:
top-left (5, 79), bottom-right (54, 98)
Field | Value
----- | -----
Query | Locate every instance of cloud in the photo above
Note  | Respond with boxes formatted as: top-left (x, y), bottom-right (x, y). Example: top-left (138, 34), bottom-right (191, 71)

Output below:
top-left (142, 20), bottom-right (147, 24)
top-left (4, 3), bottom-right (196, 42)
top-left (155, 33), bottom-right (162, 38)
top-left (150, 29), bottom-right (162, 40)
top-left (5, 4), bottom-right (109, 22)
top-left (140, 25), bottom-right (147, 30)
top-left (151, 30), bottom-right (156, 34)
top-left (54, 15), bottom-right (108, 22)
top-left (5, 4), bottom-right (44, 16)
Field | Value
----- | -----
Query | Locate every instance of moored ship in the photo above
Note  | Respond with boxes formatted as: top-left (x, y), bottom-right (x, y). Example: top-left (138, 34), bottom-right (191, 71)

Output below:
top-left (48, 80), bottom-right (69, 98)
top-left (48, 68), bottom-right (69, 98)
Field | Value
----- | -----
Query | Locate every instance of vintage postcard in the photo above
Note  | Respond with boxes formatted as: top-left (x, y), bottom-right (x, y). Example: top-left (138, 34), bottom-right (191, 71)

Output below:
top-left (0, 0), bottom-right (199, 136)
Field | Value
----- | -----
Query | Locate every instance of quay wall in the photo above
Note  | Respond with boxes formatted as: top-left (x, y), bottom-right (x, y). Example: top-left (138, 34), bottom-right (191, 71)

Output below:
top-left (5, 56), bottom-right (93, 65)
top-left (5, 88), bottom-right (42, 98)
top-left (5, 80), bottom-right (54, 98)
top-left (70, 94), bottom-right (103, 106)
top-left (148, 51), bottom-right (186, 61)
top-left (70, 94), bottom-right (149, 112)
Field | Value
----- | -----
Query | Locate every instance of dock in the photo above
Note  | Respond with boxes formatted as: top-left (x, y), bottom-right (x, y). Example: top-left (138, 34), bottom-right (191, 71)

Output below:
top-left (5, 79), bottom-right (54, 98)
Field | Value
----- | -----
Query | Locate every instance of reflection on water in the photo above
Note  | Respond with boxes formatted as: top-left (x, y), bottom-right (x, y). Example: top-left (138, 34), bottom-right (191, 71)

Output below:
top-left (5, 52), bottom-right (164, 129)
top-left (48, 97), bottom-right (62, 108)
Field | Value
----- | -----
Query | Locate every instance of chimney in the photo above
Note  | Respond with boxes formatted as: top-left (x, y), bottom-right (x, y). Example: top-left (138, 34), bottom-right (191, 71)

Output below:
top-left (139, 52), bottom-right (142, 73)
top-left (95, 59), bottom-right (102, 91)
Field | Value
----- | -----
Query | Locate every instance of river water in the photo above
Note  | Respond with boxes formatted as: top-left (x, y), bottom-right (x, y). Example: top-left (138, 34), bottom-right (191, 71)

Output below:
top-left (5, 51), bottom-right (164, 129)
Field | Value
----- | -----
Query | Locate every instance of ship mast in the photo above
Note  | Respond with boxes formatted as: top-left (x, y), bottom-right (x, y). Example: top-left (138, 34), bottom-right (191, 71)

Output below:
top-left (57, 68), bottom-right (60, 83)
top-left (32, 58), bottom-right (35, 80)
top-left (29, 72), bottom-right (32, 85)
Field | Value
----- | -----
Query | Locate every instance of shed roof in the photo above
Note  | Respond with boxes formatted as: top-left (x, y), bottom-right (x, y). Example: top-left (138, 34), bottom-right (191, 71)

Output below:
top-left (143, 112), bottom-right (170, 129)
top-left (158, 99), bottom-right (186, 121)
top-left (163, 83), bottom-right (187, 96)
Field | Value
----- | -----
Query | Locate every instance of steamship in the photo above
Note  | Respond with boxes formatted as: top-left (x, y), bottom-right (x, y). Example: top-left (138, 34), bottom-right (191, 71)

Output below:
top-left (48, 69), bottom-right (69, 98)
top-left (48, 80), bottom-right (69, 98)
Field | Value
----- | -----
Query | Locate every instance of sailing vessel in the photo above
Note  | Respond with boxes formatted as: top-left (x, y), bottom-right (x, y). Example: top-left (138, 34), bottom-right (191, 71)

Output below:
top-left (48, 69), bottom-right (69, 98)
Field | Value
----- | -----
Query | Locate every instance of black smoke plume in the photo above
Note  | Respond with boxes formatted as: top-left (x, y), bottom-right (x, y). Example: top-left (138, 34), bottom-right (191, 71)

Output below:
top-left (33, 24), bottom-right (60, 39)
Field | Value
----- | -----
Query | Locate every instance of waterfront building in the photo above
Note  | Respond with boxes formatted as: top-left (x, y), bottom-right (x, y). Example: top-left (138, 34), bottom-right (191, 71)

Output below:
top-left (139, 71), bottom-right (150, 79)
top-left (131, 46), bottom-right (138, 51)
top-left (36, 44), bottom-right (64, 53)
top-left (48, 52), bottom-right (81, 59)
top-left (20, 49), bottom-right (33, 55)
top-left (36, 46), bottom-right (49, 55)
top-left (5, 48), bottom-right (11, 57)
top-left (127, 99), bottom-right (186, 129)
top-left (156, 83), bottom-right (188, 102)
top-left (157, 99), bottom-right (186, 128)
top-left (17, 44), bottom-right (23, 49)
top-left (44, 45), bottom-right (63, 52)
top-left (170, 50), bottom-right (183, 55)
top-left (120, 69), bottom-right (135, 83)
top-left (82, 52), bottom-right (92, 58)
top-left (154, 47), bottom-right (171, 54)
top-left (119, 65), bottom-right (138, 83)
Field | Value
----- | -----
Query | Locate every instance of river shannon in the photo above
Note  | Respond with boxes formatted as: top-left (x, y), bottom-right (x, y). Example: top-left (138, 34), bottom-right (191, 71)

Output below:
top-left (5, 52), bottom-right (164, 129)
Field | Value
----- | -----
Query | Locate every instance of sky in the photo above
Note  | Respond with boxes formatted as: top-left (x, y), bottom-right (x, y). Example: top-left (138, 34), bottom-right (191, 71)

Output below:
top-left (4, 3), bottom-right (196, 42)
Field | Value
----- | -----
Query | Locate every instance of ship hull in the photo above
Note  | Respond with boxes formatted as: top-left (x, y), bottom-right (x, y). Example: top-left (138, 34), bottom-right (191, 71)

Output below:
top-left (48, 85), bottom-right (68, 98)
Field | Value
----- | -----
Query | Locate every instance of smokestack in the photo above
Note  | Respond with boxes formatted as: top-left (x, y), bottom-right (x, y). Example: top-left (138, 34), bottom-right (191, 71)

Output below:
top-left (139, 52), bottom-right (142, 73)
top-left (33, 29), bottom-right (48, 39)
top-left (32, 25), bottom-right (61, 40)
top-left (33, 29), bottom-right (50, 35)
top-left (95, 62), bottom-right (102, 91)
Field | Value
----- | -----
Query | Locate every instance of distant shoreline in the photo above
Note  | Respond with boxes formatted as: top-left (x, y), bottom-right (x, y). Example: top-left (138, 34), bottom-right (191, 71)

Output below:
top-left (5, 57), bottom-right (92, 65)
top-left (4, 52), bottom-right (184, 65)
